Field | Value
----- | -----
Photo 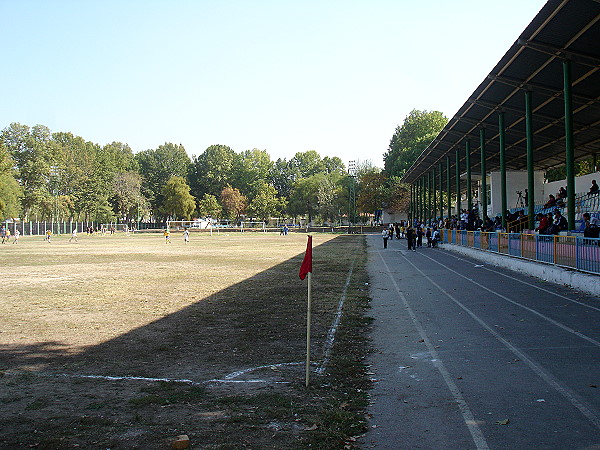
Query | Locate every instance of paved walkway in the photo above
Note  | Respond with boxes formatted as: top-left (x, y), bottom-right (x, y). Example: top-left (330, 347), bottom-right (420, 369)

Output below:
top-left (361, 234), bottom-right (600, 449)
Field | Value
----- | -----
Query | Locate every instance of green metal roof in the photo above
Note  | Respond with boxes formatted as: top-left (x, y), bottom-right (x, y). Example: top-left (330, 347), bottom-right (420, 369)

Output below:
top-left (402, 0), bottom-right (600, 186)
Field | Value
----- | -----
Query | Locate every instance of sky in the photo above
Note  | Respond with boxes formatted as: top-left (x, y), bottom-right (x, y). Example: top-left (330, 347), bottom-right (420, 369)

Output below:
top-left (0, 0), bottom-right (548, 168)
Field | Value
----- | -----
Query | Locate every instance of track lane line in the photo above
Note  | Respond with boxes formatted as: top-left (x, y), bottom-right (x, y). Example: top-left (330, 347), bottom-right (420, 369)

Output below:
top-left (433, 248), bottom-right (600, 312)
top-left (415, 251), bottom-right (600, 348)
top-left (399, 252), bottom-right (600, 430)
top-left (377, 249), bottom-right (490, 450)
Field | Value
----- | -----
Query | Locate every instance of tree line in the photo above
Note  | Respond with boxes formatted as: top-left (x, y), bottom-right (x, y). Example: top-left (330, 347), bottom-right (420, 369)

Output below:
top-left (0, 112), bottom-right (450, 225)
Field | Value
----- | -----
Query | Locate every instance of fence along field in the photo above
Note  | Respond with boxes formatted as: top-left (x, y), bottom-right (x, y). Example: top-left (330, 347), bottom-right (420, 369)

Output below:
top-left (0, 231), bottom-right (371, 448)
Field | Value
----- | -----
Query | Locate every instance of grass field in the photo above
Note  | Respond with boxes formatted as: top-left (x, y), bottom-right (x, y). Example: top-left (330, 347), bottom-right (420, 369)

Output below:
top-left (0, 231), bottom-right (372, 448)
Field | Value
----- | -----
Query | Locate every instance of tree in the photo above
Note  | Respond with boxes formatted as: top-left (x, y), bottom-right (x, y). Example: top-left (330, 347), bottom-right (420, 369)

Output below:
top-left (232, 148), bottom-right (274, 199)
top-left (288, 175), bottom-right (321, 224)
top-left (111, 171), bottom-right (149, 222)
top-left (189, 144), bottom-right (237, 199)
top-left (197, 193), bottom-right (222, 218)
top-left (357, 170), bottom-right (387, 214)
top-left (316, 172), bottom-right (345, 223)
top-left (322, 156), bottom-right (346, 175)
top-left (384, 110), bottom-right (448, 177)
top-left (220, 185), bottom-right (247, 221)
top-left (269, 158), bottom-right (298, 199)
top-left (384, 177), bottom-right (411, 214)
top-left (135, 143), bottom-right (191, 217)
top-left (1, 123), bottom-right (58, 220)
top-left (0, 143), bottom-right (21, 220)
top-left (247, 182), bottom-right (285, 222)
top-left (161, 176), bottom-right (196, 220)
top-left (289, 150), bottom-right (325, 178)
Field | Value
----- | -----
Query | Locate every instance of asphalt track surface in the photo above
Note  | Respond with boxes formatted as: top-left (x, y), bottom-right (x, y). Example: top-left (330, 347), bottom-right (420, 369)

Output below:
top-left (361, 234), bottom-right (600, 449)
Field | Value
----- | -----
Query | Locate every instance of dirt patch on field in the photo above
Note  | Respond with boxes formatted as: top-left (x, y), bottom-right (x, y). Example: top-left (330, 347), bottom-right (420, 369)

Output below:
top-left (0, 232), bottom-right (372, 448)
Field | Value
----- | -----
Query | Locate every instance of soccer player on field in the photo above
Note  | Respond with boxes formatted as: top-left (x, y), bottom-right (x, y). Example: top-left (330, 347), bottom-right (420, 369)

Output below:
top-left (45, 230), bottom-right (52, 242)
top-left (69, 229), bottom-right (78, 243)
top-left (13, 229), bottom-right (20, 244)
top-left (183, 228), bottom-right (189, 244)
top-left (164, 229), bottom-right (171, 243)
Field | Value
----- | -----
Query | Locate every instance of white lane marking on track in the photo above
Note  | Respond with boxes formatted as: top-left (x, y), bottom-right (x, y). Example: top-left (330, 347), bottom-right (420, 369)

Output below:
top-left (419, 251), bottom-right (600, 348)
top-left (434, 248), bottom-right (600, 312)
top-left (401, 253), bottom-right (600, 431)
top-left (377, 250), bottom-right (490, 450)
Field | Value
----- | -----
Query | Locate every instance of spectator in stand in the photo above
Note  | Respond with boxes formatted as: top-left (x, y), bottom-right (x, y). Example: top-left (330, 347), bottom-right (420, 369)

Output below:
top-left (535, 213), bottom-right (549, 234)
top-left (544, 194), bottom-right (557, 209)
top-left (557, 186), bottom-right (567, 199)
top-left (582, 213), bottom-right (600, 238)
top-left (589, 180), bottom-right (599, 195)
top-left (549, 209), bottom-right (568, 235)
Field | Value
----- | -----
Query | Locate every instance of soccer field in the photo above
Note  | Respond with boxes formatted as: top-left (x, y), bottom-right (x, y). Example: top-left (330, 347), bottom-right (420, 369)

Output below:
top-left (0, 231), bottom-right (371, 448)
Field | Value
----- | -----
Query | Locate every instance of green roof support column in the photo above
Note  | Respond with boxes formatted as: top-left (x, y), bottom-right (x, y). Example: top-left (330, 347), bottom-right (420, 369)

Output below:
top-left (499, 112), bottom-right (507, 229)
top-left (438, 163), bottom-right (443, 220)
top-left (427, 172), bottom-right (432, 224)
top-left (480, 128), bottom-right (487, 221)
top-left (456, 149), bottom-right (461, 215)
top-left (418, 177), bottom-right (423, 223)
top-left (564, 59), bottom-right (575, 230)
top-left (525, 90), bottom-right (535, 229)
top-left (447, 156), bottom-right (452, 219)
top-left (432, 168), bottom-right (437, 224)
top-left (466, 139), bottom-right (472, 212)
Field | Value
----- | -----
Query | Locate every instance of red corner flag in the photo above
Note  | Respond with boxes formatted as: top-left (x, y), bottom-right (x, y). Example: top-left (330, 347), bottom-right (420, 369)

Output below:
top-left (299, 235), bottom-right (312, 280)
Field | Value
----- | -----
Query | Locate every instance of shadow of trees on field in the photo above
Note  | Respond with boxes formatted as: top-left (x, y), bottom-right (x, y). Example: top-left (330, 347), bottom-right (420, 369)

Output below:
top-left (0, 235), bottom-right (363, 383)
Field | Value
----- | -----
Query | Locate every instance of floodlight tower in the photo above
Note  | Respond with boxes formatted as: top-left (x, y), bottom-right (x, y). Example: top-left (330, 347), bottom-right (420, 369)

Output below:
top-left (348, 160), bottom-right (357, 225)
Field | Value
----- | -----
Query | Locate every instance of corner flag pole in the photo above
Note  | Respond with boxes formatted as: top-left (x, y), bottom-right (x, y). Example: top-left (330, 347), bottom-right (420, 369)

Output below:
top-left (306, 271), bottom-right (312, 387)
top-left (299, 235), bottom-right (313, 387)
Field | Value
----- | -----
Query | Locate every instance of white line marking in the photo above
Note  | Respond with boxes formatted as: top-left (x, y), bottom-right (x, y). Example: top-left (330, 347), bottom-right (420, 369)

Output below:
top-left (434, 248), bottom-right (600, 312)
top-left (400, 253), bottom-right (600, 430)
top-left (377, 250), bottom-right (490, 450)
top-left (316, 257), bottom-right (357, 375)
top-left (419, 251), bottom-right (600, 348)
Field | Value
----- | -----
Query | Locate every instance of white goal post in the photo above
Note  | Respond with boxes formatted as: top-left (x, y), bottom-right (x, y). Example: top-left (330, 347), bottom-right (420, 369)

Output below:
top-left (167, 220), bottom-right (212, 231)
top-left (101, 223), bottom-right (131, 232)
top-left (240, 221), bottom-right (266, 232)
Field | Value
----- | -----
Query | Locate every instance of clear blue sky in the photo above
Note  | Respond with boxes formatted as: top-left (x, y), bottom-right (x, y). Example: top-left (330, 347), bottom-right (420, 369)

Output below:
top-left (1, 0), bottom-right (547, 168)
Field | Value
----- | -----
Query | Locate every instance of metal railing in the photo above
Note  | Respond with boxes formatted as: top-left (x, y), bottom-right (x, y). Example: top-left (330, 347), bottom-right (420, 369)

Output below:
top-left (441, 229), bottom-right (600, 275)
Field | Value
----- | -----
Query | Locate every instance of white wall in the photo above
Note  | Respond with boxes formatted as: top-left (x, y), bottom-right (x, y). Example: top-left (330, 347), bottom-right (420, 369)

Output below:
top-left (544, 171), bottom-right (599, 197)
top-left (488, 171), bottom-right (544, 216)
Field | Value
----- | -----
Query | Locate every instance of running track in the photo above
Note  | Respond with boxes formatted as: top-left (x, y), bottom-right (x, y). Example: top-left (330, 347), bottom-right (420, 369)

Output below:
top-left (362, 234), bottom-right (600, 449)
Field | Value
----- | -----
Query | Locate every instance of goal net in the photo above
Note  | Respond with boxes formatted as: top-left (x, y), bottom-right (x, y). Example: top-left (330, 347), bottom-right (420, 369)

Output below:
top-left (101, 223), bottom-right (131, 233)
top-left (167, 220), bottom-right (212, 230)
top-left (240, 221), bottom-right (266, 232)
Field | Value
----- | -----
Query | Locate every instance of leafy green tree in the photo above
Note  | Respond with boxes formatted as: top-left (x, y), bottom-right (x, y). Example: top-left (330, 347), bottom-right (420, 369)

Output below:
top-left (220, 185), bottom-right (247, 221)
top-left (288, 175), bottom-right (321, 224)
top-left (290, 150), bottom-right (326, 178)
top-left (357, 170), bottom-right (387, 215)
top-left (232, 148), bottom-right (274, 199)
top-left (111, 171), bottom-right (149, 221)
top-left (384, 109), bottom-right (448, 177)
top-left (384, 177), bottom-right (411, 213)
top-left (247, 182), bottom-right (285, 222)
top-left (189, 144), bottom-right (237, 199)
top-left (270, 158), bottom-right (299, 199)
top-left (1, 123), bottom-right (58, 220)
top-left (316, 172), bottom-right (345, 223)
top-left (0, 143), bottom-right (21, 220)
top-left (161, 176), bottom-right (196, 220)
top-left (322, 156), bottom-right (346, 175)
top-left (197, 193), bottom-right (222, 218)
top-left (136, 143), bottom-right (191, 217)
